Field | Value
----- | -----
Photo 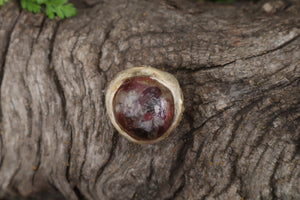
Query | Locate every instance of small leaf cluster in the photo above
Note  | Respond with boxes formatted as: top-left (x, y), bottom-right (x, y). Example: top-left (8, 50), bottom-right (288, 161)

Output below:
top-left (0, 0), bottom-right (8, 6)
top-left (0, 0), bottom-right (77, 19)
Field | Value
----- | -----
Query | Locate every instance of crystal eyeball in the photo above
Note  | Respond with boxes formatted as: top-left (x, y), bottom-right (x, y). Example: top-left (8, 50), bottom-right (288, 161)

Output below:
top-left (105, 66), bottom-right (184, 145)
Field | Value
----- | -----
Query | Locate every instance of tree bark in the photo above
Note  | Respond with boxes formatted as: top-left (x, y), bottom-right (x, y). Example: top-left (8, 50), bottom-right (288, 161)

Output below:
top-left (0, 0), bottom-right (299, 199)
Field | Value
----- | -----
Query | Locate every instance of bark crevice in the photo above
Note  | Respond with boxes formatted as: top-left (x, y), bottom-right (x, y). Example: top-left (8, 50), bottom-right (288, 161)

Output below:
top-left (94, 131), bottom-right (119, 186)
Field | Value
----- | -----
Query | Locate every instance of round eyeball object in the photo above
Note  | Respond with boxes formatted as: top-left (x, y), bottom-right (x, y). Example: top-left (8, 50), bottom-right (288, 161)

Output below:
top-left (105, 66), bottom-right (184, 145)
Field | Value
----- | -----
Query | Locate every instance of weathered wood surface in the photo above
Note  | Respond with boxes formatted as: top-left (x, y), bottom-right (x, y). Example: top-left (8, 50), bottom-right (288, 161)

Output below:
top-left (0, 0), bottom-right (299, 199)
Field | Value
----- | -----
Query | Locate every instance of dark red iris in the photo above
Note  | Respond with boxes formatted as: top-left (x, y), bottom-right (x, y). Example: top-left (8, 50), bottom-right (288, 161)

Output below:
top-left (113, 77), bottom-right (174, 140)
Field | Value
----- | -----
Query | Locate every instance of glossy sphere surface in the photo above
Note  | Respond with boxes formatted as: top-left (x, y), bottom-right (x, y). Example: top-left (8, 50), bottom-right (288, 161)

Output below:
top-left (113, 77), bottom-right (174, 140)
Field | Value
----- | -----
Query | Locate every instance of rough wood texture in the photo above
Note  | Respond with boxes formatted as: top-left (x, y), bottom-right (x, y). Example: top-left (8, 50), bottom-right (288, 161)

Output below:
top-left (0, 0), bottom-right (299, 199)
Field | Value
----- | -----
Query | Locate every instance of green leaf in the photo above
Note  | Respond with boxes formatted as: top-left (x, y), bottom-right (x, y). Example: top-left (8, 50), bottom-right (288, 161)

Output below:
top-left (52, 0), bottom-right (68, 4)
top-left (1, 0), bottom-right (76, 19)
top-left (46, 5), bottom-right (55, 19)
top-left (45, 1), bottom-right (77, 19)
top-left (55, 7), bottom-right (64, 18)
top-left (20, 0), bottom-right (41, 13)
top-left (36, 0), bottom-right (47, 4)
top-left (0, 0), bottom-right (8, 7)
top-left (61, 3), bottom-right (77, 18)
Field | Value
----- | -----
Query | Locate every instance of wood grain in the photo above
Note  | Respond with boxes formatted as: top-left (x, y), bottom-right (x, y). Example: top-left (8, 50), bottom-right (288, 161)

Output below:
top-left (0, 0), bottom-right (299, 199)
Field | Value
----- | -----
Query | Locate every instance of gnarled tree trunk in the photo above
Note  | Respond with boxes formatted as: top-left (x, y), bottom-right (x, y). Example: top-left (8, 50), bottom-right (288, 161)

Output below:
top-left (0, 0), bottom-right (299, 199)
